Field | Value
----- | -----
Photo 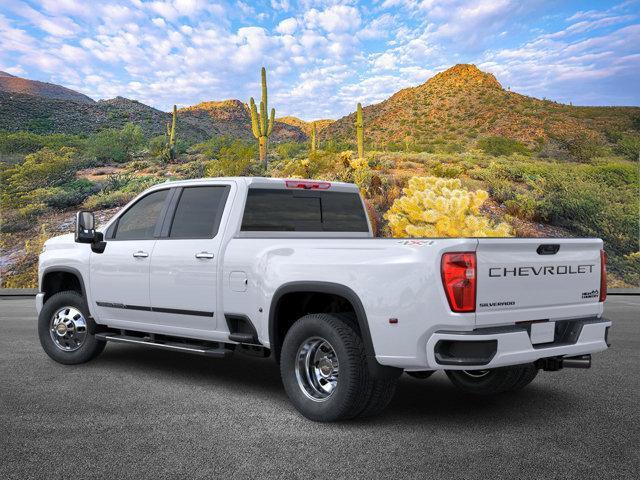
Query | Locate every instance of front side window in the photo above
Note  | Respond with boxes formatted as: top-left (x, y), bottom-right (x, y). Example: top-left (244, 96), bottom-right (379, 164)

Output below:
top-left (169, 186), bottom-right (229, 238)
top-left (114, 189), bottom-right (169, 240)
top-left (241, 189), bottom-right (369, 232)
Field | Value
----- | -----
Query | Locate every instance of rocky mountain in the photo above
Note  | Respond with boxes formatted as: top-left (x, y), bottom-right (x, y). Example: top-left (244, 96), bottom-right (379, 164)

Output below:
top-left (321, 64), bottom-right (640, 148)
top-left (179, 100), bottom-right (306, 142)
top-left (277, 116), bottom-right (334, 135)
top-left (0, 71), bottom-right (94, 104)
top-left (0, 73), bottom-right (305, 143)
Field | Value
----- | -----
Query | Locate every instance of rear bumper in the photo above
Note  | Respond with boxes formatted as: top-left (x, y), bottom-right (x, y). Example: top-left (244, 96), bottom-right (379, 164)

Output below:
top-left (425, 317), bottom-right (611, 370)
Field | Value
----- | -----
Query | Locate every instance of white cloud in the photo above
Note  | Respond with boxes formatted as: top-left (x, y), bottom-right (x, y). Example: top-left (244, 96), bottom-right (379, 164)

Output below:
top-left (276, 17), bottom-right (298, 35)
top-left (305, 5), bottom-right (361, 33)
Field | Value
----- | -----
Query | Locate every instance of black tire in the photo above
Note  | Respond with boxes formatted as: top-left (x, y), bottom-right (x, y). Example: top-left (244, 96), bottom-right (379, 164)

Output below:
top-left (406, 370), bottom-right (435, 379)
top-left (280, 313), bottom-right (373, 422)
top-left (354, 376), bottom-right (398, 418)
top-left (38, 291), bottom-right (106, 365)
top-left (446, 367), bottom-right (522, 395)
top-left (508, 363), bottom-right (539, 391)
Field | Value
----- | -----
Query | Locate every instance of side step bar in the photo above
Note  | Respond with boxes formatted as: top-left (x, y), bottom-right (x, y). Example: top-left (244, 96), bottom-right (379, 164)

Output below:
top-left (95, 333), bottom-right (232, 358)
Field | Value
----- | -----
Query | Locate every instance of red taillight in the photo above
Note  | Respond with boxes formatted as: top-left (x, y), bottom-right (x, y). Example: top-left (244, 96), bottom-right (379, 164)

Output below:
top-left (285, 180), bottom-right (331, 190)
top-left (599, 249), bottom-right (607, 302)
top-left (441, 252), bottom-right (477, 313)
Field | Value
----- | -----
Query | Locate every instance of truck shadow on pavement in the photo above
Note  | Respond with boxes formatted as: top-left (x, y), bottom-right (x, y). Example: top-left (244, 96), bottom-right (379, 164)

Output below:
top-left (95, 344), bottom-right (579, 424)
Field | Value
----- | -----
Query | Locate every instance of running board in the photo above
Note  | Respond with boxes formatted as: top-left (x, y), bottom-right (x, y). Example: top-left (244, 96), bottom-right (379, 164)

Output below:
top-left (95, 333), bottom-right (232, 358)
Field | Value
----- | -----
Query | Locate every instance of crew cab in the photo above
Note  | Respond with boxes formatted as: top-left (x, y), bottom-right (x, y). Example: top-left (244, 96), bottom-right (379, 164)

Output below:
top-left (36, 177), bottom-right (611, 421)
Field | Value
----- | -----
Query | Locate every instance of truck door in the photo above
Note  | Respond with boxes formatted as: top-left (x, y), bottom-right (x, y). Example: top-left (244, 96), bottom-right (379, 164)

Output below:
top-left (148, 184), bottom-right (231, 332)
top-left (90, 188), bottom-right (171, 325)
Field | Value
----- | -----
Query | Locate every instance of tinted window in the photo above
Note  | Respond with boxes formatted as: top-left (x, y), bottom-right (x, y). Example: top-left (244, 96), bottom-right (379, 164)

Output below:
top-left (114, 189), bottom-right (168, 240)
top-left (169, 186), bottom-right (229, 238)
top-left (241, 189), bottom-right (369, 232)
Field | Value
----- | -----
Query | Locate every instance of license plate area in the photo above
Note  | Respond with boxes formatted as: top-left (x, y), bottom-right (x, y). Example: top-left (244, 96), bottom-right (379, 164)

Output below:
top-left (529, 321), bottom-right (556, 344)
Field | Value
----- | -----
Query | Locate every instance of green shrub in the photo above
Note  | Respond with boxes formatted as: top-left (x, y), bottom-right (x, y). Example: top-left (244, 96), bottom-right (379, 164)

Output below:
top-left (615, 133), bottom-right (640, 160)
top-left (88, 123), bottom-right (144, 163)
top-left (0, 131), bottom-right (87, 154)
top-left (275, 141), bottom-right (306, 160)
top-left (0, 147), bottom-right (81, 211)
top-left (478, 136), bottom-right (529, 156)
top-left (556, 132), bottom-right (603, 162)
top-left (504, 194), bottom-right (540, 220)
top-left (83, 190), bottom-right (133, 209)
top-left (432, 163), bottom-right (463, 178)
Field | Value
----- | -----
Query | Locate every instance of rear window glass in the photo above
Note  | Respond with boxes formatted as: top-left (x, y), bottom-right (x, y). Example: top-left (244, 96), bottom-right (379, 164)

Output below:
top-left (169, 186), bottom-right (229, 238)
top-left (241, 188), bottom-right (369, 232)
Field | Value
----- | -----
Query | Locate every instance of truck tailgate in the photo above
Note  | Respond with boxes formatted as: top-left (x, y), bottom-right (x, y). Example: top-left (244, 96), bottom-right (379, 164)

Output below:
top-left (475, 238), bottom-right (604, 326)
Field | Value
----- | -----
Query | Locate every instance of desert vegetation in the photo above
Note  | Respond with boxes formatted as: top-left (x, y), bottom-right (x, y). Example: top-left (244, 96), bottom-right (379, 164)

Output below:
top-left (1, 65), bottom-right (638, 288)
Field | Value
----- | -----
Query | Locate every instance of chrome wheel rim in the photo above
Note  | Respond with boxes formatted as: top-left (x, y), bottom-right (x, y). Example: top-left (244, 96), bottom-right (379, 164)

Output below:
top-left (49, 306), bottom-right (87, 352)
top-left (462, 369), bottom-right (491, 378)
top-left (295, 337), bottom-right (339, 402)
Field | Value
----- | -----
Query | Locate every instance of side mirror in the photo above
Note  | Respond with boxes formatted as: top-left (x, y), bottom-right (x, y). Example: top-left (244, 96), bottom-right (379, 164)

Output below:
top-left (75, 211), bottom-right (96, 243)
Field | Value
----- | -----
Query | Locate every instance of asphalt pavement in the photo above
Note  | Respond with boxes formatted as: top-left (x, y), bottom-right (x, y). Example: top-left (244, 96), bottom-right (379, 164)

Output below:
top-left (1, 296), bottom-right (638, 479)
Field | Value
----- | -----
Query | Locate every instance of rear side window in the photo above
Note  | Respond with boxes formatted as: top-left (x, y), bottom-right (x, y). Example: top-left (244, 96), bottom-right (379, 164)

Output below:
top-left (169, 186), bottom-right (229, 238)
top-left (241, 189), bottom-right (369, 232)
top-left (114, 189), bottom-right (169, 240)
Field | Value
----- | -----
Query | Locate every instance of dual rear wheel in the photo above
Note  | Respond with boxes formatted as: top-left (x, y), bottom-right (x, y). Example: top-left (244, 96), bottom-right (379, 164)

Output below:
top-left (280, 314), bottom-right (540, 421)
top-left (406, 365), bottom-right (539, 395)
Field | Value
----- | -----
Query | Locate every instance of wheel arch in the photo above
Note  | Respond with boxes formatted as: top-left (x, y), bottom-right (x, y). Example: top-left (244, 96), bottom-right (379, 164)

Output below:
top-left (41, 266), bottom-right (87, 303)
top-left (268, 281), bottom-right (376, 363)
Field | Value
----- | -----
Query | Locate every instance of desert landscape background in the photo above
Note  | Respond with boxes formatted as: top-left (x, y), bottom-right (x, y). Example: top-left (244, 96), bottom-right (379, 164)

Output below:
top-left (0, 64), bottom-right (638, 288)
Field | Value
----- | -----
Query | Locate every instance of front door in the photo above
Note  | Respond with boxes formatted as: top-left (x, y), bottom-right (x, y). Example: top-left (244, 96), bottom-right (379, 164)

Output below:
top-left (90, 188), bottom-right (171, 326)
top-left (149, 185), bottom-right (231, 332)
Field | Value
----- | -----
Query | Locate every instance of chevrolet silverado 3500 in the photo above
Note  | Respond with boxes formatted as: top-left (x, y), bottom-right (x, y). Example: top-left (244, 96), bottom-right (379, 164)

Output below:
top-left (37, 177), bottom-right (611, 421)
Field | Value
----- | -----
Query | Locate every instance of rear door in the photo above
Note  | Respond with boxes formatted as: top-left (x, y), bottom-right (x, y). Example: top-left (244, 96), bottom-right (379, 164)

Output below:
top-left (475, 238), bottom-right (604, 326)
top-left (148, 184), bottom-right (231, 332)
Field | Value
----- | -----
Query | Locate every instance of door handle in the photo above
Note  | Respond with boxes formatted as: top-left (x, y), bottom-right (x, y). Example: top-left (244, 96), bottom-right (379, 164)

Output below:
top-left (133, 251), bottom-right (149, 258)
top-left (195, 252), bottom-right (214, 259)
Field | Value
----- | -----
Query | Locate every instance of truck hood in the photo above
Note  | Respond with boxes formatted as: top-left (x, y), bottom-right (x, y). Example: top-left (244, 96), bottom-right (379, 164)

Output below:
top-left (44, 233), bottom-right (75, 247)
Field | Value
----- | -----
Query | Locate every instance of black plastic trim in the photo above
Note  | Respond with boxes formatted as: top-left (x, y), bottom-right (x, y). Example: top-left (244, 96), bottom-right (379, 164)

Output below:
top-left (41, 266), bottom-right (87, 300)
top-left (225, 313), bottom-right (259, 344)
top-left (434, 339), bottom-right (498, 366)
top-left (269, 281), bottom-right (400, 379)
top-left (96, 301), bottom-right (214, 317)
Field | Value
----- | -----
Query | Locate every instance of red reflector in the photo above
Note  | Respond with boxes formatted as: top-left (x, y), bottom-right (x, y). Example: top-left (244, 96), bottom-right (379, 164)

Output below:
top-left (441, 252), bottom-right (477, 313)
top-left (599, 249), bottom-right (607, 302)
top-left (285, 180), bottom-right (331, 190)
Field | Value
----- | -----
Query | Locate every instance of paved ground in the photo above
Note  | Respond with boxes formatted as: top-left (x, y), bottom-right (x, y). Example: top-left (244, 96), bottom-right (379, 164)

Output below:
top-left (1, 297), bottom-right (638, 479)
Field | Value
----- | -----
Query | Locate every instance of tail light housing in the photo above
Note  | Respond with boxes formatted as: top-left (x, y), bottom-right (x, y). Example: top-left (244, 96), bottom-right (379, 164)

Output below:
top-left (599, 249), bottom-right (607, 302)
top-left (441, 252), bottom-right (477, 312)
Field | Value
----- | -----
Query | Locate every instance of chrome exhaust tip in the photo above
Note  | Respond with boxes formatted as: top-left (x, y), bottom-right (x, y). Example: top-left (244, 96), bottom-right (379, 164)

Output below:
top-left (561, 354), bottom-right (591, 369)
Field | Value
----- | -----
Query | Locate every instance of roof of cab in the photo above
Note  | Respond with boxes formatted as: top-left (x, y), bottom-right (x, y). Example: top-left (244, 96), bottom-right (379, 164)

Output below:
top-left (155, 176), bottom-right (360, 192)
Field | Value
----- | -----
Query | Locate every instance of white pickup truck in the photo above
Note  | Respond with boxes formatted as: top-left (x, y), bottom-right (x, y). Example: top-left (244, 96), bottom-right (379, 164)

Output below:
top-left (37, 177), bottom-right (611, 421)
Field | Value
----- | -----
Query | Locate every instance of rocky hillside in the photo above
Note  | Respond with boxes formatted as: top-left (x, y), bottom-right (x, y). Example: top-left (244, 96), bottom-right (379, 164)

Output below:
top-left (179, 100), bottom-right (306, 142)
top-left (0, 71), bottom-right (94, 104)
top-left (321, 64), bottom-right (640, 148)
top-left (0, 74), bottom-right (305, 143)
top-left (277, 116), bottom-right (334, 135)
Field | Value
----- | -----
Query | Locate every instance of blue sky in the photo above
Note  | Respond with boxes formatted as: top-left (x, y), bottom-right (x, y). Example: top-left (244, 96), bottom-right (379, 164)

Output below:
top-left (0, 0), bottom-right (638, 120)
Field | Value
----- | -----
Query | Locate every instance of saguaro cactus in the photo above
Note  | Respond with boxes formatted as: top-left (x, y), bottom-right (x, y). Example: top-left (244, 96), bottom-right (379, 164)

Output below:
top-left (165, 104), bottom-right (177, 161)
top-left (355, 102), bottom-right (364, 160)
top-left (250, 67), bottom-right (275, 167)
top-left (310, 122), bottom-right (317, 152)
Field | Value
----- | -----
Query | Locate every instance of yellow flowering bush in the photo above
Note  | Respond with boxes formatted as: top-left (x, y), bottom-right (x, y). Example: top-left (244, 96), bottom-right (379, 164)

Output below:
top-left (384, 176), bottom-right (513, 237)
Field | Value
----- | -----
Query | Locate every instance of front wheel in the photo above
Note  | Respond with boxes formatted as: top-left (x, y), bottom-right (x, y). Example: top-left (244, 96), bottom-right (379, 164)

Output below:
top-left (280, 313), bottom-right (392, 422)
top-left (38, 291), bottom-right (106, 365)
